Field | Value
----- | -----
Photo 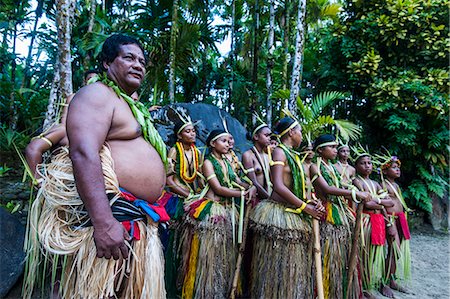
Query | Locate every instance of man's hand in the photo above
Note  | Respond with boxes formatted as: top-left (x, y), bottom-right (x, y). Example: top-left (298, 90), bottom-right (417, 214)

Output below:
top-left (93, 219), bottom-right (131, 260)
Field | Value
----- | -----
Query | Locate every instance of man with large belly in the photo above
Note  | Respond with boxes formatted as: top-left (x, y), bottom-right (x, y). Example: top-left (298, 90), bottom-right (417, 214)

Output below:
top-left (23, 34), bottom-right (167, 299)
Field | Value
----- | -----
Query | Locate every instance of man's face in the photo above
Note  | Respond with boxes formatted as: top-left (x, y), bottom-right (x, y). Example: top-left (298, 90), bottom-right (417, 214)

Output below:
top-left (104, 44), bottom-right (146, 94)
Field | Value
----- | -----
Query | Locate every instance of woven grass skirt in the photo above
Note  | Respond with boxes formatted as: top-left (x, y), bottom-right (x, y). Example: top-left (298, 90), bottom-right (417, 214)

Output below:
top-left (23, 146), bottom-right (166, 299)
top-left (320, 200), bottom-right (361, 299)
top-left (249, 200), bottom-right (313, 299)
top-left (361, 213), bottom-right (386, 291)
top-left (180, 198), bottom-right (239, 299)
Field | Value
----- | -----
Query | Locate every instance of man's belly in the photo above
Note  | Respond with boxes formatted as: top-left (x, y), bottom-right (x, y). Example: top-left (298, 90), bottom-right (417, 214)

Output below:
top-left (109, 138), bottom-right (166, 203)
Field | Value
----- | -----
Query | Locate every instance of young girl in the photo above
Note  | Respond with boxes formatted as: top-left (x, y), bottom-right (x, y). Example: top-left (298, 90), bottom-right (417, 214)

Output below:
top-left (181, 129), bottom-right (256, 299)
top-left (250, 117), bottom-right (325, 298)
top-left (380, 155), bottom-right (411, 294)
top-left (310, 134), bottom-right (371, 299)
top-left (334, 144), bottom-right (356, 190)
top-left (163, 120), bottom-right (203, 297)
top-left (242, 123), bottom-right (273, 201)
top-left (167, 121), bottom-right (203, 198)
top-left (352, 152), bottom-right (394, 298)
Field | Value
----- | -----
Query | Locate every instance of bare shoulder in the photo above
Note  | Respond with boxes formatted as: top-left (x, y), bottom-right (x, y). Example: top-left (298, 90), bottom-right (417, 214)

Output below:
top-left (272, 147), bottom-right (286, 161)
top-left (242, 149), bottom-right (254, 161)
top-left (168, 146), bottom-right (177, 158)
top-left (310, 162), bottom-right (319, 175)
top-left (70, 82), bottom-right (116, 108)
top-left (202, 158), bottom-right (214, 174)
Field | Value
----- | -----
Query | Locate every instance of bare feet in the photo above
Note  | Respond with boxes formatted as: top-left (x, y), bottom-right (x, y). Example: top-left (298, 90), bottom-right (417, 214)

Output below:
top-left (380, 284), bottom-right (395, 298)
top-left (390, 280), bottom-right (410, 294)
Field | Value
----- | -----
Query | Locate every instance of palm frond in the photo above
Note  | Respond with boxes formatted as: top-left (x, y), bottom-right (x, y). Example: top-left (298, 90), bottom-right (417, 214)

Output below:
top-left (334, 119), bottom-right (362, 142)
top-left (321, 3), bottom-right (342, 18)
top-left (311, 91), bottom-right (345, 119)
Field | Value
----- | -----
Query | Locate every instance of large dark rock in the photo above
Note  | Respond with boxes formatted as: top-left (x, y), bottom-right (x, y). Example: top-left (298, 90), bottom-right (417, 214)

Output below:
top-left (152, 103), bottom-right (251, 157)
top-left (0, 208), bottom-right (26, 298)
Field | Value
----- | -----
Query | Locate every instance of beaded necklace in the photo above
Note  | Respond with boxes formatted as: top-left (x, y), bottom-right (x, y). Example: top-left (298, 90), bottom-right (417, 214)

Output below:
top-left (175, 141), bottom-right (199, 184)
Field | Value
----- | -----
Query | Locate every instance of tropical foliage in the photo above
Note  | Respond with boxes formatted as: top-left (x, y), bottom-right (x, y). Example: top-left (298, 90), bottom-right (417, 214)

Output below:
top-left (0, 0), bottom-right (448, 216)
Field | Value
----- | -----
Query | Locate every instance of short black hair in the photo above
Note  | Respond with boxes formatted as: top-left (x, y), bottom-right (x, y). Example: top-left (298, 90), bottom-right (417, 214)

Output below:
top-left (206, 129), bottom-right (227, 147)
top-left (83, 69), bottom-right (99, 80)
top-left (274, 117), bottom-right (296, 137)
top-left (99, 34), bottom-right (146, 69)
top-left (313, 134), bottom-right (336, 151)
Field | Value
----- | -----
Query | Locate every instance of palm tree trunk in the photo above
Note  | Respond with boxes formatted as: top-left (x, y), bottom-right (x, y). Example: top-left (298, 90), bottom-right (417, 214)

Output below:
top-left (57, 0), bottom-right (74, 100)
top-left (282, 0), bottom-right (291, 91)
top-left (265, 0), bottom-right (275, 124)
top-left (83, 0), bottom-right (97, 68)
top-left (288, 0), bottom-right (306, 113)
top-left (228, 0), bottom-right (236, 112)
top-left (251, 0), bottom-right (260, 125)
top-left (42, 0), bottom-right (74, 131)
top-left (43, 67), bottom-right (61, 131)
top-left (169, 0), bottom-right (179, 103)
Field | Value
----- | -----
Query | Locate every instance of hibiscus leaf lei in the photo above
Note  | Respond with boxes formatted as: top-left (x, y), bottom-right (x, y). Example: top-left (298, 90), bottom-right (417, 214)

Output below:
top-left (96, 74), bottom-right (168, 167)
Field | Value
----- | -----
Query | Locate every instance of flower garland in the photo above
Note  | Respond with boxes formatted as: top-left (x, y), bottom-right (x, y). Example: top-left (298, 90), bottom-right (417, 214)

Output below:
top-left (96, 74), bottom-right (168, 167)
top-left (175, 141), bottom-right (199, 184)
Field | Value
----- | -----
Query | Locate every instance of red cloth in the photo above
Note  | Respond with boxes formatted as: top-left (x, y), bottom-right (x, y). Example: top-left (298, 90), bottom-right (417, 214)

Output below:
top-left (122, 221), bottom-right (141, 240)
top-left (156, 190), bottom-right (172, 207)
top-left (151, 205), bottom-right (170, 222)
top-left (396, 212), bottom-right (411, 240)
top-left (369, 213), bottom-right (386, 245)
top-left (188, 200), bottom-right (204, 217)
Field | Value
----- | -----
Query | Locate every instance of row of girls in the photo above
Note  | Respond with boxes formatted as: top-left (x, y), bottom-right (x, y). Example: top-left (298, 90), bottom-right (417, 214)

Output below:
top-left (158, 115), bottom-right (411, 299)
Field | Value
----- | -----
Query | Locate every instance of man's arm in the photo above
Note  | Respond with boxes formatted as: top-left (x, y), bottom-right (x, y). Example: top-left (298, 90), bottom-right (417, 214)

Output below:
top-left (67, 84), bottom-right (129, 260)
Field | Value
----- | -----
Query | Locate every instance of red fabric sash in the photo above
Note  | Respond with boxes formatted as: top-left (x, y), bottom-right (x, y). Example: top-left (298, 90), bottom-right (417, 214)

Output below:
top-left (369, 213), bottom-right (386, 245)
top-left (395, 212), bottom-right (411, 240)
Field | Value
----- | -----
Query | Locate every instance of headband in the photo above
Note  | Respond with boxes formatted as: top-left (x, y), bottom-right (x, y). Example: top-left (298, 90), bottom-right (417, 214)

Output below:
top-left (278, 120), bottom-right (299, 138)
top-left (252, 123), bottom-right (268, 138)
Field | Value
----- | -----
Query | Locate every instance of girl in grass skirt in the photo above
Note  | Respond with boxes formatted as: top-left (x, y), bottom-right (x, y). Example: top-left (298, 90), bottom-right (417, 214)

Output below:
top-left (180, 129), bottom-right (256, 299)
top-left (352, 149), bottom-right (394, 297)
top-left (250, 117), bottom-right (325, 299)
top-left (310, 134), bottom-right (372, 299)
top-left (163, 120), bottom-right (204, 298)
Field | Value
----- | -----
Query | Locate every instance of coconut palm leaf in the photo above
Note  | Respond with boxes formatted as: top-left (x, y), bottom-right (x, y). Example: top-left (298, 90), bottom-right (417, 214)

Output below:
top-left (334, 119), bottom-right (362, 142)
top-left (310, 91), bottom-right (345, 119)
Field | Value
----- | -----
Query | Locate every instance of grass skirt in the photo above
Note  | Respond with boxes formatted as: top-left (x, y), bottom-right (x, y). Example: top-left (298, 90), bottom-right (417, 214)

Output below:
top-left (320, 201), bottom-right (361, 299)
top-left (387, 213), bottom-right (411, 286)
top-left (249, 200), bottom-right (313, 299)
top-left (23, 146), bottom-right (166, 299)
top-left (361, 213), bottom-right (386, 290)
top-left (180, 198), bottom-right (238, 299)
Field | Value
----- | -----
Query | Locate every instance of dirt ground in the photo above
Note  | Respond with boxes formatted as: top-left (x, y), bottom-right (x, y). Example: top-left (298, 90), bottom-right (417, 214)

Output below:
top-left (372, 229), bottom-right (450, 299)
top-left (5, 228), bottom-right (449, 298)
